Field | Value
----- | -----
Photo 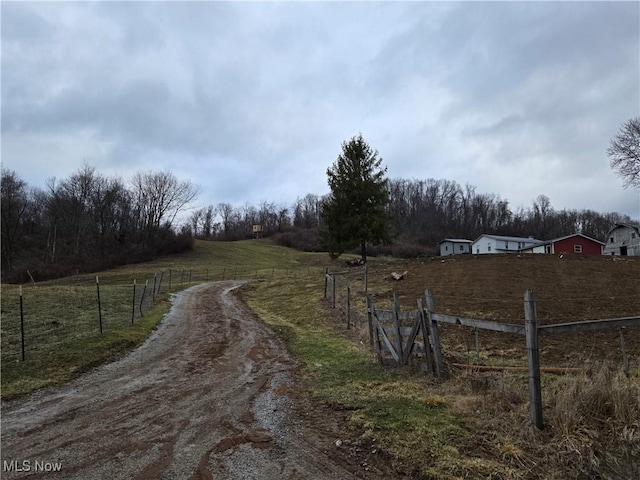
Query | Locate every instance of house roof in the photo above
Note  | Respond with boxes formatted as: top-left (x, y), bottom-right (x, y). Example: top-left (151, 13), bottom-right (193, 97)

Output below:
top-left (473, 234), bottom-right (543, 244)
top-left (439, 238), bottom-right (474, 244)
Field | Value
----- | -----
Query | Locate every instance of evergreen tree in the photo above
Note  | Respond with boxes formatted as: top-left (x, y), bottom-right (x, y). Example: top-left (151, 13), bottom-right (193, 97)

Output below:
top-left (320, 134), bottom-right (390, 262)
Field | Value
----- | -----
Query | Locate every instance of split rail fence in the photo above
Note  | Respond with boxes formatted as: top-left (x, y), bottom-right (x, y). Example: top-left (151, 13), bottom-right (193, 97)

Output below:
top-left (366, 289), bottom-right (640, 429)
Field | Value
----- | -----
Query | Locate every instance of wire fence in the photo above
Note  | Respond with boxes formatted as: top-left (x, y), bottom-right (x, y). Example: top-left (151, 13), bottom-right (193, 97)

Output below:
top-left (1, 266), bottom-right (325, 365)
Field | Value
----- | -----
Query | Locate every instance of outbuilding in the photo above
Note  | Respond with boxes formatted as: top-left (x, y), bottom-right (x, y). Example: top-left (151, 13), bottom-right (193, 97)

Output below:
top-left (439, 238), bottom-right (473, 256)
top-left (520, 233), bottom-right (604, 255)
top-left (603, 223), bottom-right (640, 256)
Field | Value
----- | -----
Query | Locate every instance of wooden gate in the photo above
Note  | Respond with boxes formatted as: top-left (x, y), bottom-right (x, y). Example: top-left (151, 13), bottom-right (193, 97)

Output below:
top-left (366, 295), bottom-right (436, 372)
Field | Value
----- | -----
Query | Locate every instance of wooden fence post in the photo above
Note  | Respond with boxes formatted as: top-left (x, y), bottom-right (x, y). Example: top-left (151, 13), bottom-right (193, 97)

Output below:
top-left (346, 284), bottom-right (351, 329)
top-left (331, 274), bottom-right (336, 309)
top-left (368, 298), bottom-right (383, 363)
top-left (619, 327), bottom-right (630, 377)
top-left (131, 280), bottom-right (136, 324)
top-left (324, 267), bottom-right (328, 298)
top-left (19, 286), bottom-right (25, 361)
top-left (424, 290), bottom-right (444, 377)
top-left (366, 295), bottom-right (374, 349)
top-left (364, 262), bottom-right (368, 294)
top-left (96, 276), bottom-right (103, 334)
top-left (524, 289), bottom-right (543, 430)
top-left (393, 293), bottom-right (403, 364)
top-left (152, 274), bottom-right (157, 301)
top-left (417, 298), bottom-right (434, 375)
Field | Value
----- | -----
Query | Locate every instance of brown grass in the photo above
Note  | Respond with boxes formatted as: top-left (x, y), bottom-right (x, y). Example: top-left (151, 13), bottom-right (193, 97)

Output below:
top-left (459, 364), bottom-right (640, 479)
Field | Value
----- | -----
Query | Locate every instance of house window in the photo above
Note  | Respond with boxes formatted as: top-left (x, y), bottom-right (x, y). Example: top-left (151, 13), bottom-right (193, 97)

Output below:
top-left (633, 233), bottom-right (637, 239)
top-left (459, 245), bottom-right (464, 251)
top-left (574, 245), bottom-right (582, 253)
top-left (610, 237), bottom-right (614, 243)
top-left (505, 241), bottom-right (509, 249)
top-left (445, 245), bottom-right (449, 251)
top-left (488, 242), bottom-right (491, 252)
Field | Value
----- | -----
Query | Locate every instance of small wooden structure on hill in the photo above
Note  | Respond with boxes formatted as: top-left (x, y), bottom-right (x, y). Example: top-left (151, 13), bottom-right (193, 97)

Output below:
top-left (252, 224), bottom-right (263, 239)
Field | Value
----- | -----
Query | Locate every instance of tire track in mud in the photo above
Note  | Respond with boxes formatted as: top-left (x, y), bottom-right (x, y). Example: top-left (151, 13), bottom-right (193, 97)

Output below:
top-left (1, 282), bottom-right (379, 479)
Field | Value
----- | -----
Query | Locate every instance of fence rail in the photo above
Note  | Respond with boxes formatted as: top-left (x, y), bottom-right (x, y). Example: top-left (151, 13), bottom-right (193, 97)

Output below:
top-left (363, 287), bottom-right (639, 430)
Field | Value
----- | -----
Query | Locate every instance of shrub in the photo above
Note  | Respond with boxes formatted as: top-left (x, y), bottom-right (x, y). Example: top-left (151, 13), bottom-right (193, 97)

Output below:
top-left (273, 228), bottom-right (321, 252)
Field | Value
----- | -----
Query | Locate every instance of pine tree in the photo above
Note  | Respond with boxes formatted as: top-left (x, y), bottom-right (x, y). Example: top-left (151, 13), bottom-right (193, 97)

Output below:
top-left (320, 134), bottom-right (390, 262)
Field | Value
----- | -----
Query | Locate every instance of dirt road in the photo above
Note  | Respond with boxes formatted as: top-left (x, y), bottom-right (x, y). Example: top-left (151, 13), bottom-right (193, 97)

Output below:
top-left (1, 282), bottom-right (387, 479)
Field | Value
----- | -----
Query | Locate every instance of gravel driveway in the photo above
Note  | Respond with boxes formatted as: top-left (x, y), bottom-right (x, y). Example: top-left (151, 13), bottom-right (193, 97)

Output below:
top-left (1, 282), bottom-right (389, 479)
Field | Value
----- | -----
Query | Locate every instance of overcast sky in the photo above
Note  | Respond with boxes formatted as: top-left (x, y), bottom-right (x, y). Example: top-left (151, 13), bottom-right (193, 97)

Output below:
top-left (2, 1), bottom-right (640, 221)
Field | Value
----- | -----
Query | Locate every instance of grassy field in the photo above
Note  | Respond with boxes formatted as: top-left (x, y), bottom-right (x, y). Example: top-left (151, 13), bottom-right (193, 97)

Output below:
top-left (0, 239), bottom-right (321, 398)
top-left (2, 239), bottom-right (638, 479)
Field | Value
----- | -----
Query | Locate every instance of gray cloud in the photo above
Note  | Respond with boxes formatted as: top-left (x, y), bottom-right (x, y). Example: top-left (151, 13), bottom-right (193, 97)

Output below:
top-left (2, 1), bottom-right (639, 219)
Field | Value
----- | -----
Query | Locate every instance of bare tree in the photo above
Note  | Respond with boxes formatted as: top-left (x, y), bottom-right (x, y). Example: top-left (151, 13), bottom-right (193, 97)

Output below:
top-left (1, 169), bottom-right (29, 273)
top-left (608, 117), bottom-right (640, 189)
top-left (189, 208), bottom-right (204, 238)
top-left (132, 171), bottom-right (200, 233)
top-left (217, 202), bottom-right (236, 238)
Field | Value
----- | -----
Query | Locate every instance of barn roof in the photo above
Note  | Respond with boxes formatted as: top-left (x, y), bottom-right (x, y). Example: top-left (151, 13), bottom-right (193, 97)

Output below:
top-left (549, 233), bottom-right (605, 245)
top-left (522, 233), bottom-right (605, 249)
top-left (605, 223), bottom-right (640, 237)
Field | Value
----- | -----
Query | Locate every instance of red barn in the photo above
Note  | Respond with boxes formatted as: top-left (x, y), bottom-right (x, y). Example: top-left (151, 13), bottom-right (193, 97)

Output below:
top-left (521, 233), bottom-right (604, 255)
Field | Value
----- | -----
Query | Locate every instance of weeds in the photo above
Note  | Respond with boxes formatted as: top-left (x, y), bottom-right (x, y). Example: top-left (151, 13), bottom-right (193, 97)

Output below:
top-left (464, 363), bottom-right (640, 479)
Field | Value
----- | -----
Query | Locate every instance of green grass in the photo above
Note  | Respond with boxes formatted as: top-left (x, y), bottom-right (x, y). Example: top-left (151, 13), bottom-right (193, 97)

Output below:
top-left (0, 238), bottom-right (514, 477)
top-left (5, 238), bottom-right (631, 479)
top-left (1, 295), bottom-right (172, 398)
top-left (242, 274), bottom-right (515, 479)
top-left (1, 239), bottom-right (317, 399)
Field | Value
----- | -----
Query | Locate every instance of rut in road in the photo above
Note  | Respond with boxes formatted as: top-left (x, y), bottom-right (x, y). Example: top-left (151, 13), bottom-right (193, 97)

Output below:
top-left (0, 282), bottom-right (367, 480)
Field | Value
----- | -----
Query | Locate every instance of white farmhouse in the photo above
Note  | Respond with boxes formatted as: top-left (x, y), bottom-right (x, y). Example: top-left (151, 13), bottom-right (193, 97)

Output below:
top-left (472, 234), bottom-right (542, 254)
top-left (439, 238), bottom-right (473, 256)
top-left (603, 223), bottom-right (640, 256)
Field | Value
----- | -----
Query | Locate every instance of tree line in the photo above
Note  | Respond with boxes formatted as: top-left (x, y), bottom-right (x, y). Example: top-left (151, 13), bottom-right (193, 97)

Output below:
top-left (385, 180), bottom-right (632, 247)
top-left (189, 178), bottom-right (632, 255)
top-left (2, 164), bottom-right (634, 282)
top-left (1, 166), bottom-right (198, 282)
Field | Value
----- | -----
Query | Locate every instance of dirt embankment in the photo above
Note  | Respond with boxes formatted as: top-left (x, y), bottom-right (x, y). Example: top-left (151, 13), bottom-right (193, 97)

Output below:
top-left (1, 282), bottom-right (390, 480)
